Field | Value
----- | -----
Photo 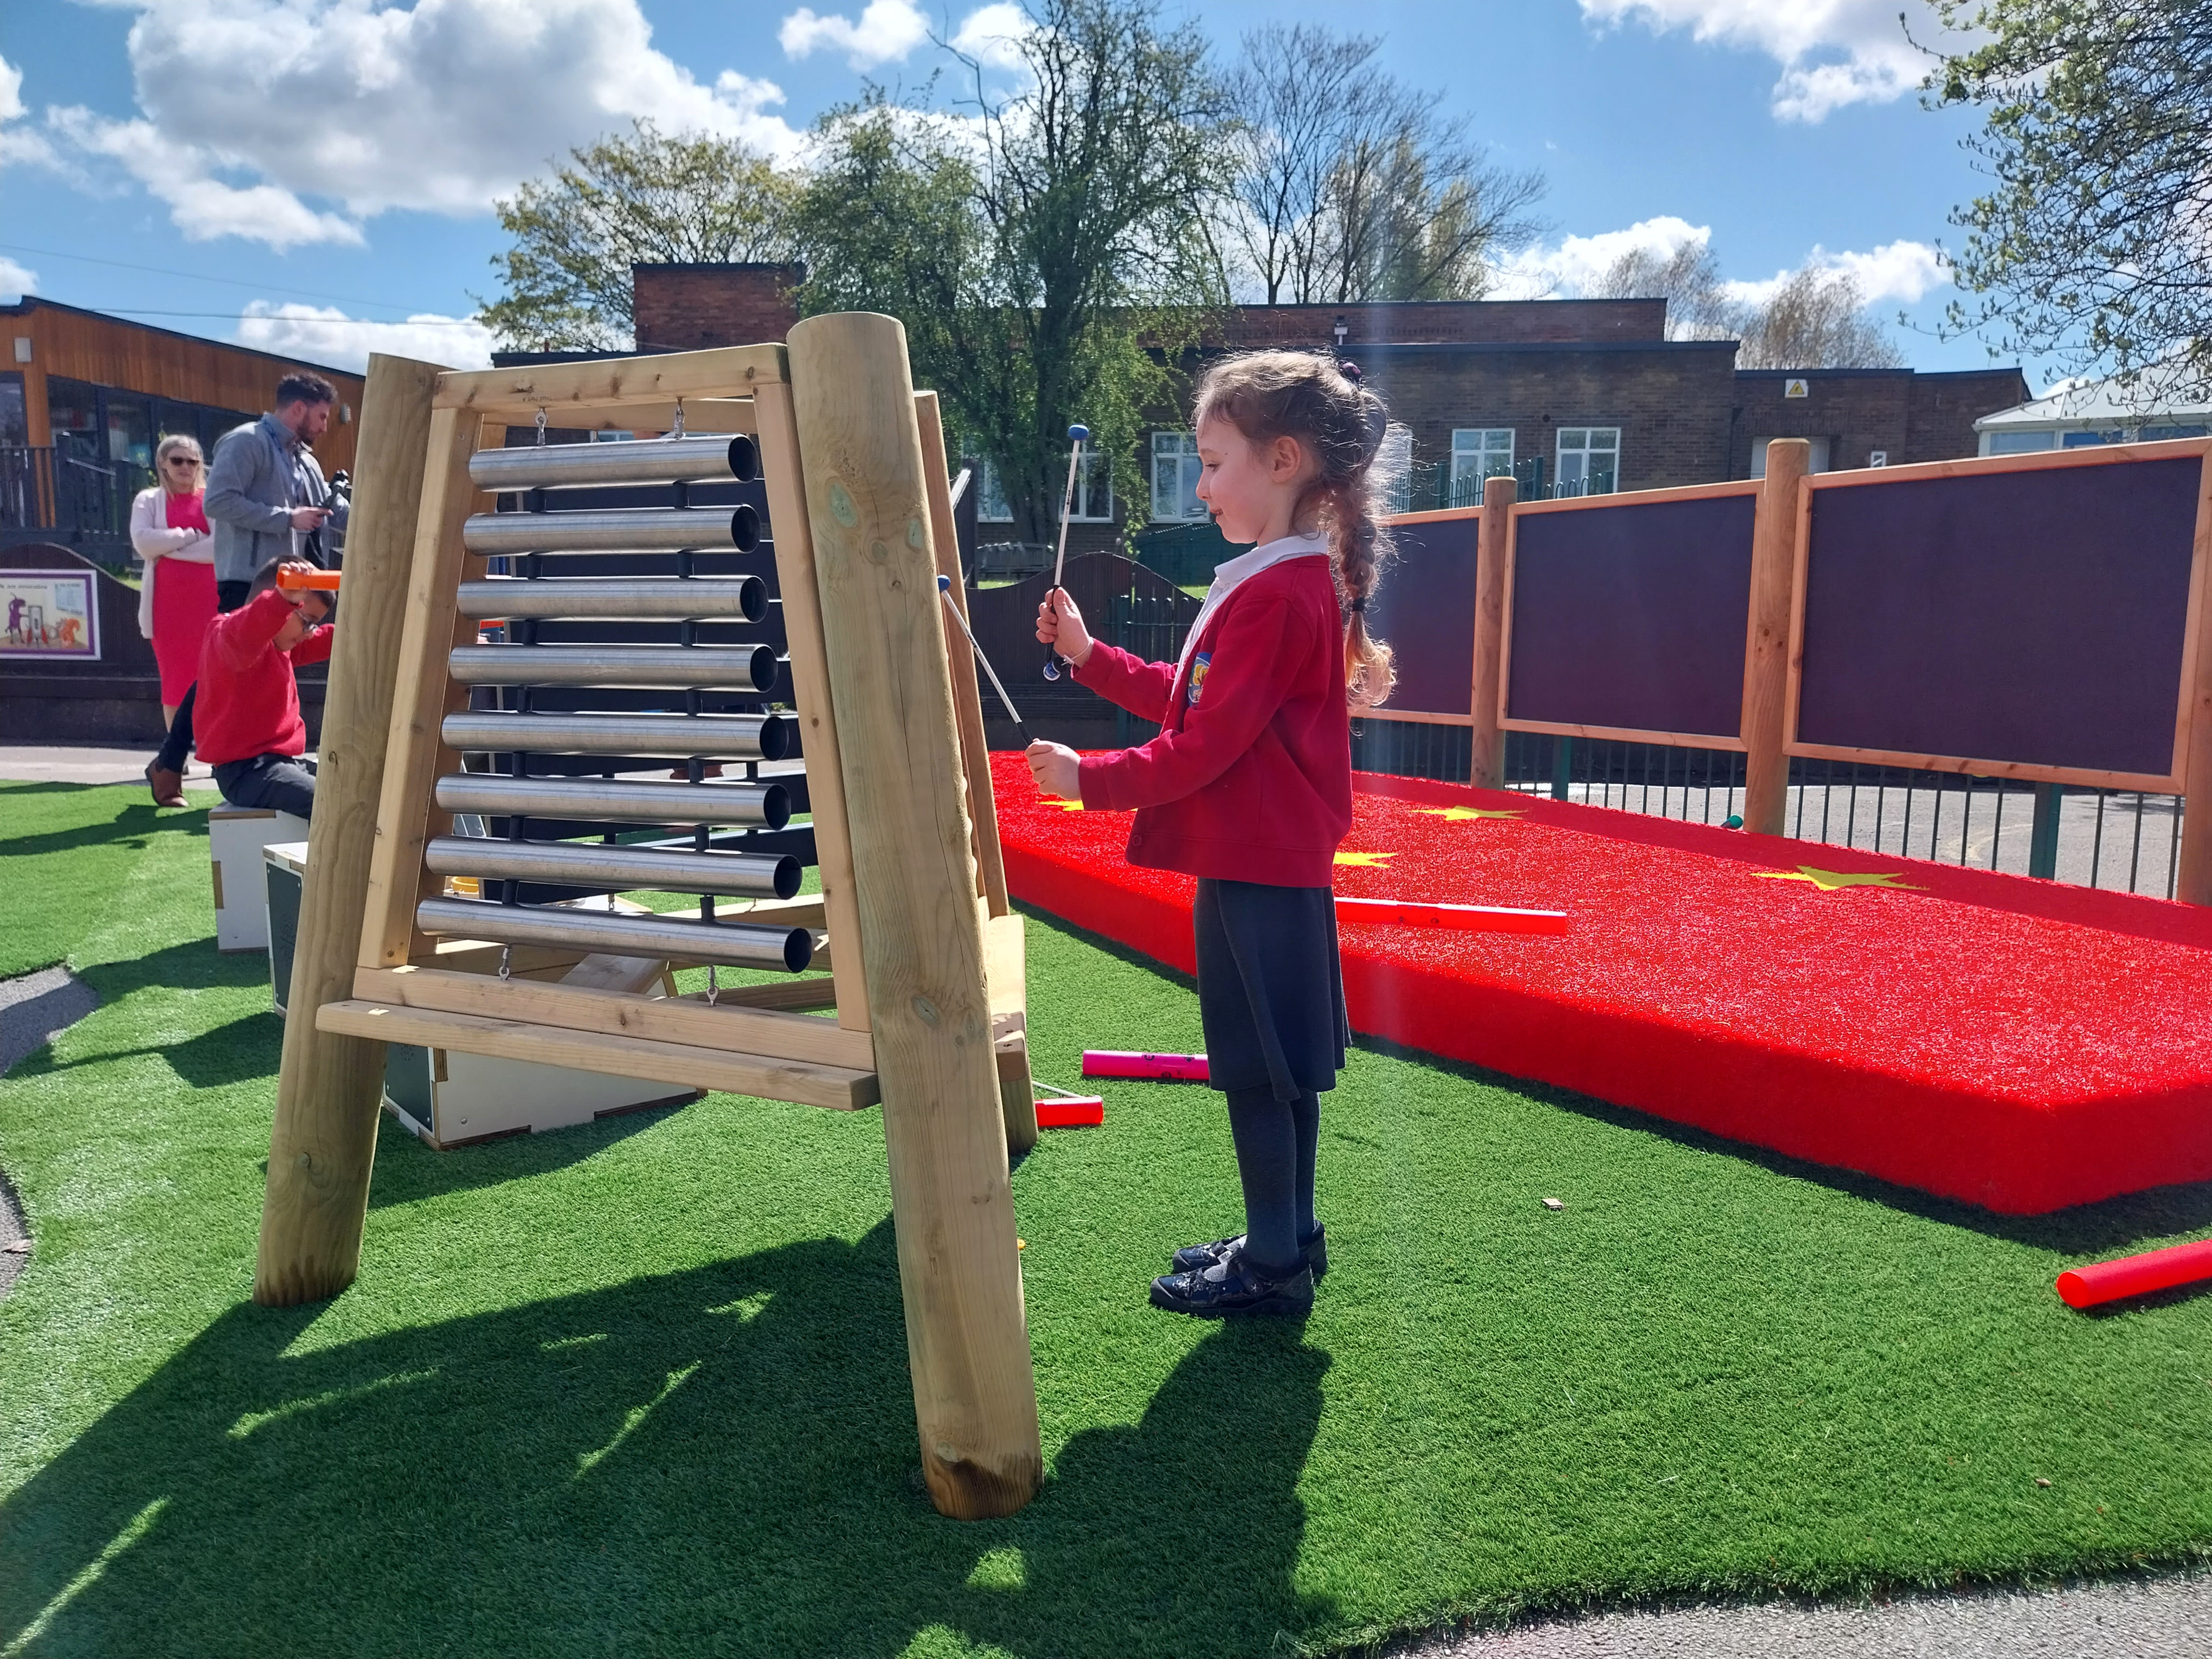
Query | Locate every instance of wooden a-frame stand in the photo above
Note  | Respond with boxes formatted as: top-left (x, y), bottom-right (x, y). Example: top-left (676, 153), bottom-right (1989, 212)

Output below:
top-left (255, 314), bottom-right (1042, 1518)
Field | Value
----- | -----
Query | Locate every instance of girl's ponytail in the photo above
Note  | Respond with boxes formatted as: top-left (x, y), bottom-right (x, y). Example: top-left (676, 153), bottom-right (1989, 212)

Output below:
top-left (1193, 351), bottom-right (1396, 708)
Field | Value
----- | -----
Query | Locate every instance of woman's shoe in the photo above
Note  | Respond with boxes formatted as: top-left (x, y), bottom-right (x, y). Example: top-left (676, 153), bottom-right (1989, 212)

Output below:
top-left (145, 760), bottom-right (187, 808)
top-left (1170, 1224), bottom-right (1327, 1282)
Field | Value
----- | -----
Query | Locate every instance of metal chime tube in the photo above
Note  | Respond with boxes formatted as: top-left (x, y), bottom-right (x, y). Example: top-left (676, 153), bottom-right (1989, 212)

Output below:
top-left (416, 896), bottom-right (813, 972)
top-left (440, 709), bottom-right (790, 761)
top-left (461, 505), bottom-right (760, 555)
top-left (449, 643), bottom-right (781, 691)
top-left (468, 434), bottom-right (758, 492)
top-left (456, 576), bottom-right (768, 622)
top-left (423, 835), bottom-right (801, 899)
top-left (433, 773), bottom-right (792, 829)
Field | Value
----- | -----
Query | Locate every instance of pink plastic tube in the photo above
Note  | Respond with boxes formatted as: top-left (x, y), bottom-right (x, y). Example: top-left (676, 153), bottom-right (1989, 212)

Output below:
top-left (2055, 1238), bottom-right (2212, 1309)
top-left (1082, 1050), bottom-right (1210, 1082)
top-left (1336, 896), bottom-right (1570, 935)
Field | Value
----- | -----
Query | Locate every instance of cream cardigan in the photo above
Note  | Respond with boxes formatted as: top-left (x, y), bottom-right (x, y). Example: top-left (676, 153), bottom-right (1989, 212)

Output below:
top-left (129, 485), bottom-right (215, 640)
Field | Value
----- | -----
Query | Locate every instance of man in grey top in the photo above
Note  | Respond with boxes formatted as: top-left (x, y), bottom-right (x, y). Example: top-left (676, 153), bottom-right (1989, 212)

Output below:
top-left (205, 372), bottom-right (347, 606)
top-left (144, 372), bottom-right (349, 805)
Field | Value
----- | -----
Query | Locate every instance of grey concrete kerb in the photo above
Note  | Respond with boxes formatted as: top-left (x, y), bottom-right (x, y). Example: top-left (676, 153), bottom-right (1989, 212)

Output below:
top-left (0, 965), bottom-right (102, 1296)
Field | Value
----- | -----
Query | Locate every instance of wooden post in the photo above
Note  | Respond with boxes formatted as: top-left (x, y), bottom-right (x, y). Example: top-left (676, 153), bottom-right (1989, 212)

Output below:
top-left (1741, 438), bottom-right (1809, 836)
top-left (255, 354), bottom-right (443, 1306)
top-left (1469, 474), bottom-right (1516, 787)
top-left (785, 312), bottom-right (1041, 1520)
top-left (2176, 451), bottom-right (2212, 905)
top-left (914, 391), bottom-right (1038, 1157)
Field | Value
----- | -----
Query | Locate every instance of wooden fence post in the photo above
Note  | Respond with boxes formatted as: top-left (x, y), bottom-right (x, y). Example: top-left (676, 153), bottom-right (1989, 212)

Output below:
top-left (786, 312), bottom-right (1043, 1519)
top-left (1740, 439), bottom-right (1810, 837)
top-left (2177, 450), bottom-right (2212, 904)
top-left (255, 353), bottom-right (442, 1306)
top-left (1469, 474), bottom-right (1516, 788)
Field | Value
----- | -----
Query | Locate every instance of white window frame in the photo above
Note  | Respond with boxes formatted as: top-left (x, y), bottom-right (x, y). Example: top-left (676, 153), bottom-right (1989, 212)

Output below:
top-left (1151, 431), bottom-right (1206, 523)
top-left (971, 452), bottom-right (1112, 525)
top-left (1450, 428), bottom-right (1514, 500)
top-left (1748, 436), bottom-right (1831, 477)
top-left (1555, 426), bottom-right (1621, 496)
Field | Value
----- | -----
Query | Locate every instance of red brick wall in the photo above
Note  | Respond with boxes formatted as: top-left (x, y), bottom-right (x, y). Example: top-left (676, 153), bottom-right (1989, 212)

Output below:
top-left (1732, 367), bottom-right (2030, 475)
top-left (1907, 368), bottom-right (2031, 462)
top-left (632, 263), bottom-right (803, 351)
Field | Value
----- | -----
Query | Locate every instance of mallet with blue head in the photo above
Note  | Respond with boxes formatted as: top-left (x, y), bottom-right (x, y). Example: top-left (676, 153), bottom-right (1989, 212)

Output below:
top-left (1042, 422), bottom-right (1089, 680)
top-left (939, 574), bottom-right (1032, 745)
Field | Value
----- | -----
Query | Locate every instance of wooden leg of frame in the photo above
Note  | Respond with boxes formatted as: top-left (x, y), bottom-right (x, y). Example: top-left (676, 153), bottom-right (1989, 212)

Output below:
top-left (255, 353), bottom-right (442, 1307)
top-left (1469, 475), bottom-right (1515, 788)
top-left (788, 312), bottom-right (1042, 1521)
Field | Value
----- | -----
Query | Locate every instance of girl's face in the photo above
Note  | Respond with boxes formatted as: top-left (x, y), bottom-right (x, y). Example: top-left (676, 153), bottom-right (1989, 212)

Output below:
top-left (1194, 412), bottom-right (1316, 546)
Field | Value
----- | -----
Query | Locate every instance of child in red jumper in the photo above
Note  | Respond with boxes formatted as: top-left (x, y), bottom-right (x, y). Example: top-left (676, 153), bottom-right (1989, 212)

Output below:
top-left (197, 559), bottom-right (334, 819)
top-left (1028, 352), bottom-right (1393, 1318)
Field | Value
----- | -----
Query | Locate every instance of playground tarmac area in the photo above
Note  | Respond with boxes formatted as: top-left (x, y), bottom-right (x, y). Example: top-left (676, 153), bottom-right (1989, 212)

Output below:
top-left (3, 770), bottom-right (2210, 1658)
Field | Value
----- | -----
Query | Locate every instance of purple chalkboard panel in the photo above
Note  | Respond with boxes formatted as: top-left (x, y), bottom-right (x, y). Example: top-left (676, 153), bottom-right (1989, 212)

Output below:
top-left (1368, 511), bottom-right (1477, 716)
top-left (1504, 491), bottom-right (1756, 740)
top-left (1796, 455), bottom-right (2202, 777)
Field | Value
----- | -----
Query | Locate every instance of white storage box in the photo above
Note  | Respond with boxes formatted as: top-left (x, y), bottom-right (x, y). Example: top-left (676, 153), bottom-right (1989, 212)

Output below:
top-left (211, 804), bottom-right (310, 953)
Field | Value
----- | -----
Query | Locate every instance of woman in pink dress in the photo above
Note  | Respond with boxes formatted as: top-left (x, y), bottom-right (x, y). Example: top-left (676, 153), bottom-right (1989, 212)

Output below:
top-left (130, 435), bottom-right (217, 727)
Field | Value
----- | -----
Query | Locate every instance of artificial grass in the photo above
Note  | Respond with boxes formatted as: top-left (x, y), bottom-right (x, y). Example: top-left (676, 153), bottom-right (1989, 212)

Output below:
top-left (3, 785), bottom-right (2212, 1657)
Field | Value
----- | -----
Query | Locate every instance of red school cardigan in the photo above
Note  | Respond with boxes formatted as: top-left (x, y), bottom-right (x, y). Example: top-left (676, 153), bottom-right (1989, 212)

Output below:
top-left (194, 587), bottom-right (333, 767)
top-left (1073, 555), bottom-right (1352, 888)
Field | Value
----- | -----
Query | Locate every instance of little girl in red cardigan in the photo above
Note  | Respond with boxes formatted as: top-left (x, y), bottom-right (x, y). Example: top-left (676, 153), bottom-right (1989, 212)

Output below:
top-left (1028, 352), bottom-right (1394, 1317)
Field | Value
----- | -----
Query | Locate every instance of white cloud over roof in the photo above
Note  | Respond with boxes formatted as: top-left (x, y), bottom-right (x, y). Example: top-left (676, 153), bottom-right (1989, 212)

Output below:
top-left (234, 301), bottom-right (498, 374)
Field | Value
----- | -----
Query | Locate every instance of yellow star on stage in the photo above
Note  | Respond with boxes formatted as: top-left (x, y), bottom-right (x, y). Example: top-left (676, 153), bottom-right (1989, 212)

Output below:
top-left (1334, 850), bottom-right (1396, 868)
top-left (1754, 865), bottom-right (1924, 893)
top-left (1046, 799), bottom-right (1085, 811)
top-left (1416, 806), bottom-right (1525, 822)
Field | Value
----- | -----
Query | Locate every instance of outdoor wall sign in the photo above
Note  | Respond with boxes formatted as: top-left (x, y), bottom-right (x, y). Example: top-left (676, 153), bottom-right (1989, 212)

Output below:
top-left (1, 569), bottom-right (99, 659)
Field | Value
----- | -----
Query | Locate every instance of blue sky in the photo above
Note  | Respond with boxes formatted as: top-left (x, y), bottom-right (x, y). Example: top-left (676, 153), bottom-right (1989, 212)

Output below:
top-left (0, 1), bottom-right (2035, 383)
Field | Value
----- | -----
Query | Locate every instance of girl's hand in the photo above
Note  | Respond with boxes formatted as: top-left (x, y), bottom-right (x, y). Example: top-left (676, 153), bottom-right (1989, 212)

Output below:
top-left (1026, 740), bottom-right (1081, 801)
top-left (1036, 588), bottom-right (1092, 666)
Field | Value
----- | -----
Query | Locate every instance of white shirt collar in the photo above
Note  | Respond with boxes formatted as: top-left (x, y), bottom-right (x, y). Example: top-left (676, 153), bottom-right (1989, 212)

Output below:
top-left (1176, 530), bottom-right (1330, 674)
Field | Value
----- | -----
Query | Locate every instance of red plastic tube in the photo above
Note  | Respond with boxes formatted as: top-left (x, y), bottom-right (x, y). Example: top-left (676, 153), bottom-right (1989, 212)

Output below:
top-left (1082, 1050), bottom-right (1210, 1082)
top-left (275, 569), bottom-right (343, 591)
top-left (1335, 896), bottom-right (1569, 935)
top-left (2055, 1238), bottom-right (2212, 1309)
top-left (1034, 1096), bottom-right (1104, 1128)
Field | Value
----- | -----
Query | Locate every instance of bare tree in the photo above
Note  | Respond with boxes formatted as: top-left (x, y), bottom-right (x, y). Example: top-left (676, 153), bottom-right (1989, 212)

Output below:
top-left (1223, 25), bottom-right (1545, 305)
top-left (1736, 267), bottom-right (1905, 369)
top-left (1585, 240), bottom-right (1740, 339)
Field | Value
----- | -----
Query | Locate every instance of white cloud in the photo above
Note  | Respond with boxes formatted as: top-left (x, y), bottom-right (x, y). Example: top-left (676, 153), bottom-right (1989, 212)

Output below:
top-left (0, 53), bottom-right (61, 170)
top-left (36, 1), bottom-right (805, 249)
top-left (1488, 216), bottom-right (1711, 300)
top-left (780, 0), bottom-right (929, 69)
top-left (1578, 1), bottom-right (1958, 122)
top-left (0, 254), bottom-right (35, 301)
top-left (950, 3), bottom-right (1033, 72)
top-left (1724, 240), bottom-right (1949, 306)
top-left (234, 302), bottom-right (498, 374)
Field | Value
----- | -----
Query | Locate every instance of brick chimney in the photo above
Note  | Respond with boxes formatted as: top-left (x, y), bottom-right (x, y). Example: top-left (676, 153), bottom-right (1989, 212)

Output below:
top-left (631, 262), bottom-right (806, 351)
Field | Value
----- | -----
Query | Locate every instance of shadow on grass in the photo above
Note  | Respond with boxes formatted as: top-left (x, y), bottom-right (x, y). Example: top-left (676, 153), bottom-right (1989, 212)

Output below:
top-left (1354, 1031), bottom-right (2212, 1258)
top-left (0, 1220), bottom-right (1334, 1659)
top-left (0, 796), bottom-right (207, 860)
top-left (364, 1102), bottom-right (679, 1209)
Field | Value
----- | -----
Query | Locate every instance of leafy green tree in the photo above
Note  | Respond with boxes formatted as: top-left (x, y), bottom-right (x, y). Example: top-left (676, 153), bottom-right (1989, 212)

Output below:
top-left (793, 0), bottom-right (1230, 542)
top-left (479, 120), bottom-right (798, 352)
top-left (1924, 0), bottom-right (2212, 398)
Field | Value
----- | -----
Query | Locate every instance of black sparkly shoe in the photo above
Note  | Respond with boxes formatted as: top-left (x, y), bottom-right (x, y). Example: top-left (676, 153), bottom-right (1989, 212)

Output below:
top-left (1170, 1225), bottom-right (1328, 1282)
top-left (1149, 1245), bottom-right (1315, 1319)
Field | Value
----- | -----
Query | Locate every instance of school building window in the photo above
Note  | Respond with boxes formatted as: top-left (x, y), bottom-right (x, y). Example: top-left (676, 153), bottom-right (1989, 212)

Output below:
top-left (1152, 431), bottom-right (1206, 522)
top-left (973, 452), bottom-right (1113, 524)
top-left (1450, 428), bottom-right (1514, 504)
top-left (1556, 426), bottom-right (1620, 495)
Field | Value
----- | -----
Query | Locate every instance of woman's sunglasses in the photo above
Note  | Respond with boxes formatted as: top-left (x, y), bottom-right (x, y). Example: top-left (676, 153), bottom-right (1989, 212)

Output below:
top-left (164, 457), bottom-right (201, 468)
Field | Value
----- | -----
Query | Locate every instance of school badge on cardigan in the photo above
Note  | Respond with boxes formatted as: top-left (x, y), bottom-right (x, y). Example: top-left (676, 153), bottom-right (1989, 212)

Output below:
top-left (1186, 652), bottom-right (1212, 705)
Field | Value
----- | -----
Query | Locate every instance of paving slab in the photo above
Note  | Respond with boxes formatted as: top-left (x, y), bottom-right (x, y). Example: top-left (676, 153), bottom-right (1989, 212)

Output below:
top-left (0, 745), bottom-right (216, 788)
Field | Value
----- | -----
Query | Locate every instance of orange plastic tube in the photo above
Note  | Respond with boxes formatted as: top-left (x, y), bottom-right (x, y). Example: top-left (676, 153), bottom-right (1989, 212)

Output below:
top-left (1034, 1097), bottom-right (1104, 1128)
top-left (1335, 896), bottom-right (1569, 935)
top-left (2055, 1238), bottom-right (2212, 1309)
top-left (275, 569), bottom-right (342, 591)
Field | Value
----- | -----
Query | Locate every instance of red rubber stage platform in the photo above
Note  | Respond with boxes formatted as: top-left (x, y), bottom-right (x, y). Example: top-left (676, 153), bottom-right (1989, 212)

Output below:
top-left (992, 754), bottom-right (2212, 1215)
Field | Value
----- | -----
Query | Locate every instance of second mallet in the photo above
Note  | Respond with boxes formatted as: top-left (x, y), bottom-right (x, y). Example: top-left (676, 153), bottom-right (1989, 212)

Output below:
top-left (1041, 422), bottom-right (1089, 680)
top-left (939, 574), bottom-right (1033, 746)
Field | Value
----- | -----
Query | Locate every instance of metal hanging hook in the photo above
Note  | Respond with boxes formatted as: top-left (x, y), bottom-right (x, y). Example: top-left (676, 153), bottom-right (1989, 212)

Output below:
top-left (706, 963), bottom-right (719, 1006)
top-left (670, 398), bottom-right (686, 439)
top-left (498, 944), bottom-right (513, 981)
top-left (533, 408), bottom-right (548, 446)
